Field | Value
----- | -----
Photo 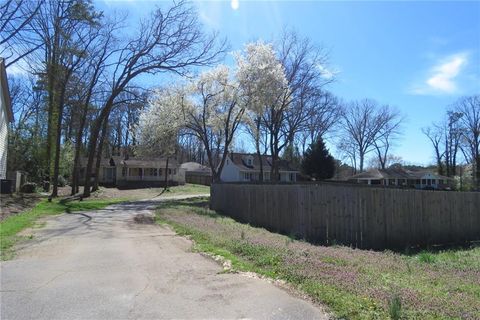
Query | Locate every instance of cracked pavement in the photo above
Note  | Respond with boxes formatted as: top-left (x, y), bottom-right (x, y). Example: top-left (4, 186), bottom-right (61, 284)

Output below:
top-left (1, 195), bottom-right (328, 320)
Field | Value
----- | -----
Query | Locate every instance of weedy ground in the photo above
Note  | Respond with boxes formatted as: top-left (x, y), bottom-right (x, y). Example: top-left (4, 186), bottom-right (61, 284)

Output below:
top-left (156, 197), bottom-right (480, 320)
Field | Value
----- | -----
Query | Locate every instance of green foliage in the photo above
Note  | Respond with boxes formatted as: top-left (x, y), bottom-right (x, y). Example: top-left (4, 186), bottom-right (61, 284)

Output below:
top-left (417, 251), bottom-right (436, 264)
top-left (59, 141), bottom-right (74, 179)
top-left (388, 293), bottom-right (402, 320)
top-left (301, 137), bottom-right (335, 180)
top-left (0, 198), bottom-right (125, 259)
top-left (282, 144), bottom-right (302, 170)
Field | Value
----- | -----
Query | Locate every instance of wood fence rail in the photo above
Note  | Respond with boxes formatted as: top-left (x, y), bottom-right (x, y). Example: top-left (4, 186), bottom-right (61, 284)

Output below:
top-left (210, 183), bottom-right (480, 249)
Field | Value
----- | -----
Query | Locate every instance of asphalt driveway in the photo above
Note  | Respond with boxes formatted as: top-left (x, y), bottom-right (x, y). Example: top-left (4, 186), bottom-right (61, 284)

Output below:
top-left (0, 195), bottom-right (327, 320)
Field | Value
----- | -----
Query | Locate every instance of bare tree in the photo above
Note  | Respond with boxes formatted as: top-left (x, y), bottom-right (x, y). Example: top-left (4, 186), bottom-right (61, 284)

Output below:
top-left (82, 1), bottom-right (226, 197)
top-left (454, 95), bottom-right (480, 188)
top-left (70, 23), bottom-right (117, 195)
top-left (30, 0), bottom-right (103, 197)
top-left (340, 99), bottom-right (402, 172)
top-left (298, 91), bottom-right (341, 155)
top-left (423, 110), bottom-right (463, 178)
top-left (422, 125), bottom-right (445, 175)
top-left (265, 30), bottom-right (333, 181)
top-left (372, 108), bottom-right (403, 169)
top-left (0, 0), bottom-right (44, 67)
top-left (443, 111), bottom-right (463, 177)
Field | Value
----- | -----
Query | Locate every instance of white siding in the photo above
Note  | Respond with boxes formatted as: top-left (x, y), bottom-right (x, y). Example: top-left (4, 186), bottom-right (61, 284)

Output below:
top-left (0, 85), bottom-right (8, 179)
top-left (219, 159), bottom-right (240, 182)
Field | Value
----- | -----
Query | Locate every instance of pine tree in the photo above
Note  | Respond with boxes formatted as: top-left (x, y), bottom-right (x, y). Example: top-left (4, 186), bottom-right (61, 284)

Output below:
top-left (301, 138), bottom-right (335, 180)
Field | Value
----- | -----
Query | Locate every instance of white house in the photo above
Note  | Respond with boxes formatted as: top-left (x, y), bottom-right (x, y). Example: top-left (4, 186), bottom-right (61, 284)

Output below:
top-left (220, 152), bottom-right (299, 182)
top-left (0, 58), bottom-right (13, 180)
top-left (79, 156), bottom-right (185, 188)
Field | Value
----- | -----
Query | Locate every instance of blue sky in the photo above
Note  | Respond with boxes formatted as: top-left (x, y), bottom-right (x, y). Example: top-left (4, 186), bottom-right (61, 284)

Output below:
top-left (98, 0), bottom-right (480, 166)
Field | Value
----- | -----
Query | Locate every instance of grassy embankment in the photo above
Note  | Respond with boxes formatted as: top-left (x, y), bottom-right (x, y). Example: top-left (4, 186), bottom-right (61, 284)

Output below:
top-left (156, 197), bottom-right (480, 320)
top-left (0, 198), bottom-right (125, 259)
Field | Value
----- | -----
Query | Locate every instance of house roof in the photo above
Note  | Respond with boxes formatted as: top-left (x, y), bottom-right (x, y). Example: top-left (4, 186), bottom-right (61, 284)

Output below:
top-left (349, 167), bottom-right (454, 181)
top-left (119, 158), bottom-right (177, 168)
top-left (79, 156), bottom-right (177, 168)
top-left (0, 58), bottom-right (13, 122)
top-left (229, 152), bottom-right (299, 172)
top-left (180, 162), bottom-right (211, 173)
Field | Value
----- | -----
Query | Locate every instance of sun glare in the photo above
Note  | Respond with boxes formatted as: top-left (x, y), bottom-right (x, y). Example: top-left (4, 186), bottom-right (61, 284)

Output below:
top-left (231, 0), bottom-right (239, 10)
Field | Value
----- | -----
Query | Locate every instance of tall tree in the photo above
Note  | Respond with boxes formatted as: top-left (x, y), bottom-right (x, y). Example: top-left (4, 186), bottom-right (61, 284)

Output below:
top-left (236, 41), bottom-right (287, 181)
top-left (265, 30), bottom-right (333, 181)
top-left (82, 1), bottom-right (226, 197)
top-left (0, 0), bottom-right (44, 67)
top-left (455, 95), bottom-right (480, 188)
top-left (339, 99), bottom-right (402, 172)
top-left (301, 137), bottom-right (335, 180)
top-left (422, 125), bottom-right (445, 175)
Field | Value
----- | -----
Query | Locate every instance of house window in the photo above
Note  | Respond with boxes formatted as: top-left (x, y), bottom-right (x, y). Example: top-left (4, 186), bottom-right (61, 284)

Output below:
top-left (389, 179), bottom-right (396, 185)
top-left (173, 169), bottom-right (176, 175)
top-left (244, 172), bottom-right (252, 180)
top-left (122, 167), bottom-right (127, 177)
top-left (147, 168), bottom-right (157, 176)
top-left (422, 179), bottom-right (426, 185)
top-left (289, 173), bottom-right (295, 181)
top-left (158, 169), bottom-right (162, 176)
top-left (168, 168), bottom-right (172, 175)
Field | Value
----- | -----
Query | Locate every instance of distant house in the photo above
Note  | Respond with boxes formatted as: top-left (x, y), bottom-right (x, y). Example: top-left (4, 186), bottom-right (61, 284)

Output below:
top-left (79, 156), bottom-right (185, 188)
top-left (348, 167), bottom-right (454, 190)
top-left (220, 153), bottom-right (299, 182)
top-left (0, 58), bottom-right (13, 180)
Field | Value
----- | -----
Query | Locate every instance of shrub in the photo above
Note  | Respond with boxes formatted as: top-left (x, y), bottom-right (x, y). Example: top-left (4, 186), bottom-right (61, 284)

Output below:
top-left (388, 293), bottom-right (402, 320)
top-left (57, 175), bottom-right (67, 187)
top-left (20, 182), bottom-right (37, 193)
top-left (418, 251), bottom-right (436, 264)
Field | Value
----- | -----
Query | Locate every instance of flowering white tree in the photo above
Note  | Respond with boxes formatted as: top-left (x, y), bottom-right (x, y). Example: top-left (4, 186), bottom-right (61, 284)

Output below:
top-left (236, 41), bottom-right (288, 180)
top-left (137, 87), bottom-right (186, 158)
top-left (138, 65), bottom-right (245, 182)
top-left (137, 86), bottom-right (186, 187)
top-left (183, 65), bottom-right (244, 181)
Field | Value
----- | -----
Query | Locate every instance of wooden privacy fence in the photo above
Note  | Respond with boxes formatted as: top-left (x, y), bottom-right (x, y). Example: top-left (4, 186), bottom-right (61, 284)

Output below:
top-left (210, 183), bottom-right (480, 250)
top-left (185, 172), bottom-right (212, 186)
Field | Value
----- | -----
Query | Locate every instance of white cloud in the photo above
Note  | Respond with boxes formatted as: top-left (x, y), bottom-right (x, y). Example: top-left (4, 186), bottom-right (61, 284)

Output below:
top-left (410, 52), bottom-right (469, 95)
top-left (316, 64), bottom-right (338, 80)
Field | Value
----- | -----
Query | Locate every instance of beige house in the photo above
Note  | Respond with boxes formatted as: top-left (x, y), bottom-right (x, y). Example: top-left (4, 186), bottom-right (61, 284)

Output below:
top-left (0, 58), bottom-right (13, 180)
top-left (348, 167), bottom-right (454, 190)
top-left (79, 156), bottom-right (185, 188)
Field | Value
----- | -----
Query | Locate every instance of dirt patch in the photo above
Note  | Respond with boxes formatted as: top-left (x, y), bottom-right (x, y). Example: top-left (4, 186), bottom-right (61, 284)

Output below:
top-left (0, 194), bottom-right (42, 221)
top-left (133, 213), bottom-right (155, 224)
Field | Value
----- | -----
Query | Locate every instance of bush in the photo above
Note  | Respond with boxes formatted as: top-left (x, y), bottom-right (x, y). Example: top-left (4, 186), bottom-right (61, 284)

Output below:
top-left (57, 175), bottom-right (67, 187)
top-left (20, 182), bottom-right (37, 193)
top-left (388, 293), bottom-right (402, 320)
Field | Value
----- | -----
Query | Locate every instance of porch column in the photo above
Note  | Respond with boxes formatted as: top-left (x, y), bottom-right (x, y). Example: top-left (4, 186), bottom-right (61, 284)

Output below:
top-left (127, 168), bottom-right (130, 181)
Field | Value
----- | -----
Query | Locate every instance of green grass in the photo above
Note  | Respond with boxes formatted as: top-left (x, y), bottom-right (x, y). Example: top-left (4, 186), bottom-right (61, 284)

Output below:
top-left (161, 183), bottom-right (210, 196)
top-left (0, 198), bottom-right (125, 260)
top-left (155, 198), bottom-right (480, 320)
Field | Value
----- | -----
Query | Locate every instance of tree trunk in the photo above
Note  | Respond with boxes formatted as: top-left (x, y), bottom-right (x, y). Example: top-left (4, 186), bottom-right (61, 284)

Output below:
top-left (92, 116), bottom-right (109, 192)
top-left (71, 103), bottom-right (89, 195)
top-left (255, 119), bottom-right (263, 182)
top-left (83, 99), bottom-right (114, 198)
top-left (164, 157), bottom-right (169, 190)
top-left (50, 86), bottom-right (66, 198)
